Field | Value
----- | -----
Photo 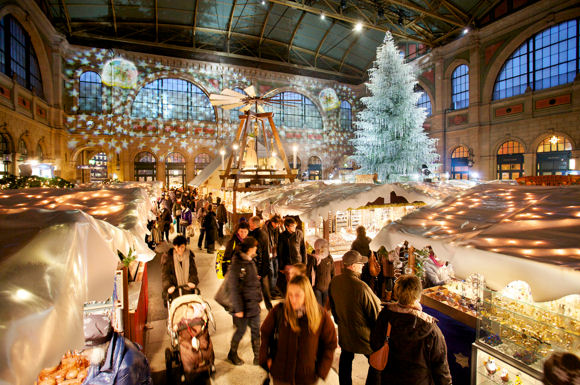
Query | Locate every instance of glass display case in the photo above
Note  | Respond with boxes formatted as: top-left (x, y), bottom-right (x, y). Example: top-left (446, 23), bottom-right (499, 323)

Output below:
top-left (475, 285), bottom-right (580, 382)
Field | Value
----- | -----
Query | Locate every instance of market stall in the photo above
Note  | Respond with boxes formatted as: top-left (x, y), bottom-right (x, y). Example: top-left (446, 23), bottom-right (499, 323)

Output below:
top-left (370, 183), bottom-right (580, 384)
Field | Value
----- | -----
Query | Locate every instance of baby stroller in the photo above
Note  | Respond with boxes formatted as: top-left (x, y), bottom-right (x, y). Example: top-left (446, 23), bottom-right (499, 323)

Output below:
top-left (165, 286), bottom-right (216, 383)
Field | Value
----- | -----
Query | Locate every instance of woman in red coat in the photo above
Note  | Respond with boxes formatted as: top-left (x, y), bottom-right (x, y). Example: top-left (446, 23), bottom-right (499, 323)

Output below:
top-left (259, 275), bottom-right (337, 385)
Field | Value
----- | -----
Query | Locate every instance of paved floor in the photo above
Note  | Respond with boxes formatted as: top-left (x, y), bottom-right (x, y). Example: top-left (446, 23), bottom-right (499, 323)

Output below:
top-left (144, 235), bottom-right (370, 385)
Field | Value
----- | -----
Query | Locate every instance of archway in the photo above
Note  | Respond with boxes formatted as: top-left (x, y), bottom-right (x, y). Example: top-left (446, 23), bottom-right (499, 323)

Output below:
top-left (307, 156), bottom-right (322, 180)
top-left (134, 151), bottom-right (157, 181)
top-left (536, 135), bottom-right (572, 176)
top-left (451, 146), bottom-right (470, 180)
top-left (166, 152), bottom-right (186, 187)
top-left (497, 140), bottom-right (524, 180)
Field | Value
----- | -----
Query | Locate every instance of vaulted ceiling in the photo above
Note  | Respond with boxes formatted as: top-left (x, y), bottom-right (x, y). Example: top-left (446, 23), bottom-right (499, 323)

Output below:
top-left (35, 0), bottom-right (538, 84)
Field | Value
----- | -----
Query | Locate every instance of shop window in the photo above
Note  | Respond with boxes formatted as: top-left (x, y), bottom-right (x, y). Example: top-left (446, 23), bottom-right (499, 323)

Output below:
top-left (536, 136), bottom-right (572, 176)
top-left (17, 139), bottom-right (27, 161)
top-left (194, 152), bottom-right (211, 175)
top-left (340, 101), bottom-right (352, 130)
top-left (132, 78), bottom-right (215, 122)
top-left (451, 146), bottom-right (470, 180)
top-left (89, 152), bottom-right (108, 182)
top-left (307, 156), bottom-right (322, 180)
top-left (166, 152), bottom-right (186, 187)
top-left (134, 151), bottom-right (156, 181)
top-left (266, 91), bottom-right (323, 130)
top-left (493, 19), bottom-right (579, 100)
top-left (415, 85), bottom-right (432, 116)
top-left (451, 65), bottom-right (469, 110)
top-left (0, 16), bottom-right (43, 98)
top-left (79, 71), bottom-right (102, 113)
top-left (497, 140), bottom-right (524, 180)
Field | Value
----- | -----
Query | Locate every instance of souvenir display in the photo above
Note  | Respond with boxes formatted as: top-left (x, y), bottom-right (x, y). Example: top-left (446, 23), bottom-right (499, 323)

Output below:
top-left (36, 351), bottom-right (89, 385)
top-left (472, 350), bottom-right (542, 385)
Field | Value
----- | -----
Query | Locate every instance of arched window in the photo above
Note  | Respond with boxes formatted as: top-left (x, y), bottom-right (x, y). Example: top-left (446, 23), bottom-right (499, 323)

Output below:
top-left (79, 71), bottom-right (102, 113)
top-left (340, 101), bottom-right (352, 130)
top-left (230, 87), bottom-right (247, 122)
top-left (497, 140), bottom-right (524, 180)
top-left (0, 16), bottom-right (43, 98)
top-left (134, 151), bottom-right (156, 181)
top-left (536, 136), bottom-right (573, 176)
top-left (36, 143), bottom-right (44, 162)
top-left (165, 152), bottom-right (186, 187)
top-left (194, 153), bottom-right (211, 175)
top-left (0, 134), bottom-right (10, 177)
top-left (132, 78), bottom-right (215, 121)
top-left (451, 65), bottom-right (469, 110)
top-left (451, 146), bottom-right (470, 180)
top-left (17, 139), bottom-right (27, 161)
top-left (493, 19), bottom-right (579, 100)
top-left (307, 156), bottom-right (322, 180)
top-left (415, 85), bottom-right (432, 116)
top-left (89, 152), bottom-right (108, 182)
top-left (267, 92), bottom-right (323, 130)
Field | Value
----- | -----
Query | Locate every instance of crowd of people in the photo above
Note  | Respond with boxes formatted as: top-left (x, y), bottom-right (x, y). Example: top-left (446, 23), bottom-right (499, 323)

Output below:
top-left (153, 187), bottom-right (577, 385)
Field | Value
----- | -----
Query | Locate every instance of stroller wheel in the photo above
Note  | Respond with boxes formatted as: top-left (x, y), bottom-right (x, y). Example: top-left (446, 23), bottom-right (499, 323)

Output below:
top-left (165, 348), bottom-right (173, 380)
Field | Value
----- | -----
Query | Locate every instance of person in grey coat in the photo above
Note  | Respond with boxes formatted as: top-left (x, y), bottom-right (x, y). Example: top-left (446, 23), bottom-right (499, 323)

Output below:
top-left (329, 250), bottom-right (381, 385)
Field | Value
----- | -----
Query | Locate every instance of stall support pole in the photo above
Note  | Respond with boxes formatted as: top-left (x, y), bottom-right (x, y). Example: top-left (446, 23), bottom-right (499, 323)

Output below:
top-left (122, 266), bottom-right (129, 338)
top-left (323, 219), bottom-right (330, 242)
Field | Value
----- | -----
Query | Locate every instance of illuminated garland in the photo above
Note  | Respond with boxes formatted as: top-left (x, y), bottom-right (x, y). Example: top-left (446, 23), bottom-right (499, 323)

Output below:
top-left (0, 175), bottom-right (75, 189)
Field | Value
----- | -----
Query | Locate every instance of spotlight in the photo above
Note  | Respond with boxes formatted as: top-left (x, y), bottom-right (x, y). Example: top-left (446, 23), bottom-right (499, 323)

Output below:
top-left (354, 22), bottom-right (363, 32)
top-left (463, 28), bottom-right (469, 35)
top-left (261, 0), bottom-right (266, 4)
top-left (320, 13), bottom-right (325, 20)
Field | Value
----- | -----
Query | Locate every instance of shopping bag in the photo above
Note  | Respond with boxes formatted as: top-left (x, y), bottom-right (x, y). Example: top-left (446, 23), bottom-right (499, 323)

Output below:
top-left (215, 250), bottom-right (225, 280)
top-left (214, 273), bottom-right (233, 312)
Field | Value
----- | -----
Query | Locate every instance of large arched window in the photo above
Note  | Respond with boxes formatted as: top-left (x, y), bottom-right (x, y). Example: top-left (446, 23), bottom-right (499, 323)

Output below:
top-left (131, 78), bottom-right (215, 121)
top-left (451, 65), bottom-right (469, 110)
top-left (230, 87), bottom-right (247, 122)
top-left (493, 19), bottom-right (579, 100)
top-left (497, 140), bottom-right (524, 180)
top-left (134, 151), bottom-right (156, 181)
top-left (165, 152), bottom-right (186, 187)
top-left (17, 139), bottom-right (28, 161)
top-left (79, 71), bottom-right (102, 113)
top-left (267, 92), bottom-right (323, 130)
top-left (340, 101), bottom-right (352, 130)
top-left (0, 16), bottom-right (43, 98)
top-left (536, 136), bottom-right (573, 176)
top-left (415, 85), bottom-right (432, 116)
top-left (451, 146), bottom-right (470, 180)
top-left (194, 153), bottom-right (211, 175)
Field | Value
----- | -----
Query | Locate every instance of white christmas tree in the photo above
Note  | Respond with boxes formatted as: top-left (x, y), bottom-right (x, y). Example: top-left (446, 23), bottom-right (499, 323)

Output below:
top-left (352, 32), bottom-right (438, 182)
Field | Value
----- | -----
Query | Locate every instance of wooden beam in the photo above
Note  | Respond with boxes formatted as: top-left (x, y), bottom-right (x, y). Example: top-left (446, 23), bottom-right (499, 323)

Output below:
top-left (315, 19), bottom-right (335, 66)
top-left (439, 0), bottom-right (469, 23)
top-left (154, 0), bottom-right (158, 42)
top-left (60, 0), bottom-right (72, 34)
top-left (226, 0), bottom-right (238, 53)
top-left (110, 0), bottom-right (117, 36)
top-left (192, 0), bottom-right (198, 47)
top-left (288, 11), bottom-right (306, 61)
top-left (340, 35), bottom-right (359, 71)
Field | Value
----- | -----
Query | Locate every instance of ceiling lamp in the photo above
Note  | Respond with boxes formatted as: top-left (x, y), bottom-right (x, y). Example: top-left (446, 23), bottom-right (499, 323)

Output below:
top-left (354, 22), bottom-right (363, 32)
top-left (549, 135), bottom-right (559, 145)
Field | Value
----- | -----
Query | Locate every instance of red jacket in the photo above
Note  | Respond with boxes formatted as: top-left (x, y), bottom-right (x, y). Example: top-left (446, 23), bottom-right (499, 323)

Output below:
top-left (260, 303), bottom-right (337, 385)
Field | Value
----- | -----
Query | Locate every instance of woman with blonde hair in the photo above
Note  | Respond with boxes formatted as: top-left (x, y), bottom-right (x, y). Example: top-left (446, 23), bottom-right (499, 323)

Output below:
top-left (259, 275), bottom-right (337, 385)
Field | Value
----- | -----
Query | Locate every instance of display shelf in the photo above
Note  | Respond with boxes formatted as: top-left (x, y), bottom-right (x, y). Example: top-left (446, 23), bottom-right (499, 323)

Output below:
top-left (421, 289), bottom-right (477, 328)
top-left (471, 341), bottom-right (543, 385)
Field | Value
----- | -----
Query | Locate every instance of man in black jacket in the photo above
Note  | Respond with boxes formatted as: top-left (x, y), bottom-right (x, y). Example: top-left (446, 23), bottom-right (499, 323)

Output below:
top-left (264, 214), bottom-right (282, 297)
top-left (276, 216), bottom-right (306, 295)
top-left (249, 216), bottom-right (273, 310)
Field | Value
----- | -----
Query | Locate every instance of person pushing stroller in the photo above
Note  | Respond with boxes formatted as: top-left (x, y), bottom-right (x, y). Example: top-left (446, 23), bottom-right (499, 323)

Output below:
top-left (162, 235), bottom-right (199, 303)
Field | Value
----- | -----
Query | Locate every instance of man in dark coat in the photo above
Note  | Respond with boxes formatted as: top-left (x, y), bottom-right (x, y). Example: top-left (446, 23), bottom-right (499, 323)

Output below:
top-left (371, 275), bottom-right (452, 385)
top-left (227, 237), bottom-right (262, 366)
top-left (264, 214), bottom-right (282, 296)
top-left (277, 216), bottom-right (306, 294)
top-left (249, 216), bottom-right (273, 310)
top-left (216, 197), bottom-right (228, 241)
top-left (306, 238), bottom-right (335, 307)
top-left (329, 250), bottom-right (381, 385)
top-left (202, 204), bottom-right (218, 253)
top-left (161, 236), bottom-right (199, 303)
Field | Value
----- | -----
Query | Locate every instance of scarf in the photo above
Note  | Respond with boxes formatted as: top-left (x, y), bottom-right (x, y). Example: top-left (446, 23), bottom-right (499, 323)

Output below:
top-left (429, 253), bottom-right (444, 268)
top-left (173, 249), bottom-right (190, 287)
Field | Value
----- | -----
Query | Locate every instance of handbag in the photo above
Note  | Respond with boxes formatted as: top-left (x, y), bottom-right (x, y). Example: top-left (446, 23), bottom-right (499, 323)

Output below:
top-left (214, 272), bottom-right (233, 312)
top-left (180, 219), bottom-right (189, 227)
top-left (369, 322), bottom-right (391, 370)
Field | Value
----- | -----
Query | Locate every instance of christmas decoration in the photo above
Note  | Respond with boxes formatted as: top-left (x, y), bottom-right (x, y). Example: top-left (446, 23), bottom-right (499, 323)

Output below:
top-left (0, 175), bottom-right (74, 189)
top-left (352, 32), bottom-right (438, 182)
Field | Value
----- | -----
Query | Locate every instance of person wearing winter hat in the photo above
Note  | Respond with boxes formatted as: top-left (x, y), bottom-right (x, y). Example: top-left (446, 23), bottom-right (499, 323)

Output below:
top-left (543, 351), bottom-right (580, 385)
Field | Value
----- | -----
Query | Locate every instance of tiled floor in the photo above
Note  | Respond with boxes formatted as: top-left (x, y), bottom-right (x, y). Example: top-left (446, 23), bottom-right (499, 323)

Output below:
top-left (144, 236), bottom-right (370, 384)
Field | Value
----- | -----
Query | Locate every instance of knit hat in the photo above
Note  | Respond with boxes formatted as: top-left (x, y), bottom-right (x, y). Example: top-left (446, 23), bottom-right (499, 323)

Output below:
top-left (543, 352), bottom-right (580, 385)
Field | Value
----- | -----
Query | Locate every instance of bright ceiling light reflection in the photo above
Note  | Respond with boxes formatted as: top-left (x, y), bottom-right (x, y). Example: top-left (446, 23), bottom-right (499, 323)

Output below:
top-left (354, 22), bottom-right (363, 32)
top-left (13, 289), bottom-right (33, 302)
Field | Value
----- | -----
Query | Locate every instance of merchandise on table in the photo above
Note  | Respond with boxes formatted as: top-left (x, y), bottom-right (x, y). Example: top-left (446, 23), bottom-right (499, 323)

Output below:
top-left (36, 351), bottom-right (89, 385)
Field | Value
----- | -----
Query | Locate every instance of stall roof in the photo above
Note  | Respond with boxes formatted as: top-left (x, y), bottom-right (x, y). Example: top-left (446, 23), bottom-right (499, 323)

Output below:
top-left (240, 180), bottom-right (473, 222)
top-left (370, 184), bottom-right (580, 301)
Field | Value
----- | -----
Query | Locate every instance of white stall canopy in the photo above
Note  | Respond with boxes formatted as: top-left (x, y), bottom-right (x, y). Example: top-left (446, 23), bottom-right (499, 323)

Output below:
top-left (370, 184), bottom-right (580, 302)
